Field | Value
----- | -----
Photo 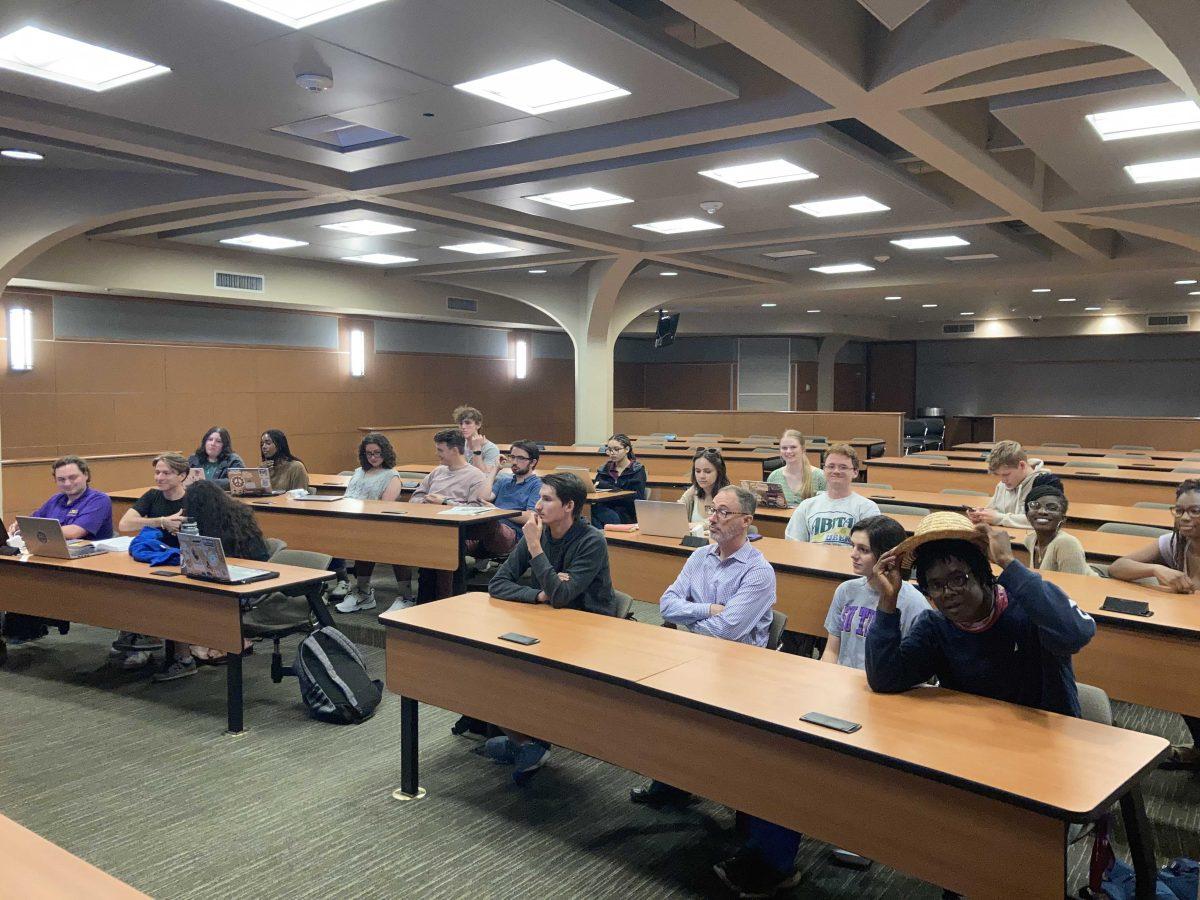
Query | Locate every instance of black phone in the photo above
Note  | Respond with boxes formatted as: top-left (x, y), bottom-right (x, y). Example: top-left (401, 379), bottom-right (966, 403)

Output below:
top-left (800, 711), bottom-right (862, 734)
top-left (1100, 596), bottom-right (1153, 617)
top-left (680, 534), bottom-right (708, 548)
top-left (499, 632), bottom-right (539, 645)
top-left (380, 510), bottom-right (409, 516)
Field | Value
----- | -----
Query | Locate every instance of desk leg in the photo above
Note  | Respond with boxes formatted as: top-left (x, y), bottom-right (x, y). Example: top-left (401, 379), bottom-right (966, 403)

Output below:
top-left (307, 585), bottom-right (334, 628)
top-left (453, 528), bottom-right (468, 596)
top-left (225, 653), bottom-right (245, 735)
top-left (392, 695), bottom-right (426, 801)
top-left (1120, 788), bottom-right (1157, 900)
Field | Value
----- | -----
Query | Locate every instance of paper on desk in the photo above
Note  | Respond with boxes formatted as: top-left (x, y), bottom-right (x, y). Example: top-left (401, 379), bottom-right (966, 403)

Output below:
top-left (438, 506), bottom-right (491, 516)
top-left (94, 536), bottom-right (134, 552)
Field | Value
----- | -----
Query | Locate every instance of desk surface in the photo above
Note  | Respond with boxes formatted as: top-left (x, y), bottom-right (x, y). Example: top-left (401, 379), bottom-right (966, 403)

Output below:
top-left (310, 470), bottom-right (629, 503)
top-left (926, 450), bottom-right (1187, 472)
top-left (0, 814), bottom-right (149, 899)
top-left (382, 592), bottom-right (1167, 819)
top-left (631, 435), bottom-right (883, 449)
top-left (540, 444), bottom-right (780, 462)
top-left (957, 442), bottom-right (1200, 461)
top-left (871, 456), bottom-right (1183, 487)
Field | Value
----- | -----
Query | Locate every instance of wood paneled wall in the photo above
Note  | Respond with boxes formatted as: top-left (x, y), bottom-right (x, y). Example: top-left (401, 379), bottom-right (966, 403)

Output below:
top-left (993, 415), bottom-right (1200, 452)
top-left (614, 362), bottom-right (735, 410)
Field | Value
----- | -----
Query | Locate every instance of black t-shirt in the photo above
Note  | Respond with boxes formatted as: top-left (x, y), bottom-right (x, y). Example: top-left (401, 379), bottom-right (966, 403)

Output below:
top-left (132, 489), bottom-right (185, 520)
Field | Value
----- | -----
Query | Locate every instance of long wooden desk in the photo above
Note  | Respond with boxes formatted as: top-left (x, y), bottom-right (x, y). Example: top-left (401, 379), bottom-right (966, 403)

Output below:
top-left (1, 813), bottom-right (149, 899)
top-left (958, 442), bottom-right (1200, 462)
top-left (537, 445), bottom-right (777, 483)
top-left (382, 592), bottom-right (1166, 899)
top-left (868, 456), bottom-right (1180, 505)
top-left (0, 550), bottom-right (331, 732)
top-left (630, 435), bottom-right (885, 464)
top-left (309, 469), bottom-right (633, 509)
top-left (605, 531), bottom-right (1200, 720)
top-left (926, 450), bottom-right (1187, 473)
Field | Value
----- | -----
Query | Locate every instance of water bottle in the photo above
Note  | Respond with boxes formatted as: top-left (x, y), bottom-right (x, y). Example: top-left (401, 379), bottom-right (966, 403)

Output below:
top-left (180, 518), bottom-right (199, 537)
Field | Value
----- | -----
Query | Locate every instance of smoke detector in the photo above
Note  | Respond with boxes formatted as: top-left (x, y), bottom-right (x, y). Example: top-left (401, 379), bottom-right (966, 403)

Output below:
top-left (699, 200), bottom-right (723, 215)
top-left (296, 72), bottom-right (333, 92)
top-left (873, 254), bottom-right (890, 262)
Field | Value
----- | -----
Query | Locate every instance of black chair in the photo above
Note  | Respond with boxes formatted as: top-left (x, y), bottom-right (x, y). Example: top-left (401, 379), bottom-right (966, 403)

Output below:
top-left (762, 456), bottom-right (785, 477)
top-left (242, 548), bottom-right (335, 683)
top-left (902, 419), bottom-right (930, 454)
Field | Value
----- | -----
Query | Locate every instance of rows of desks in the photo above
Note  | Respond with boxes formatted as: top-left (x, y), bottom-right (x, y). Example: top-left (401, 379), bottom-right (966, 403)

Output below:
top-left (957, 442), bottom-right (1200, 462)
top-left (926, 449), bottom-right (1193, 473)
top-left (628, 435), bottom-right (885, 466)
top-left (536, 445), bottom-right (776, 483)
top-left (382, 592), bottom-right (1166, 899)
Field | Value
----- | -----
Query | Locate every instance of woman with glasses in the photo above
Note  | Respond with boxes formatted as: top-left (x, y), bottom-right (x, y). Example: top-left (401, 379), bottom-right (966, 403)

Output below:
top-left (678, 448), bottom-right (729, 533)
top-left (1021, 476), bottom-right (1095, 576)
top-left (1110, 479), bottom-right (1200, 768)
top-left (592, 433), bottom-right (646, 527)
top-left (767, 429), bottom-right (825, 505)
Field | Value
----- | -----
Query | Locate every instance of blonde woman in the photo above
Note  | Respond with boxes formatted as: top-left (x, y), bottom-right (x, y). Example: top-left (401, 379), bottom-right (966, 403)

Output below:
top-left (766, 430), bottom-right (826, 505)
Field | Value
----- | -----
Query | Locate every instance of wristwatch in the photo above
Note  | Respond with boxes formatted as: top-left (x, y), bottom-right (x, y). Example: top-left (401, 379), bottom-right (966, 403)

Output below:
top-left (473, 451), bottom-right (482, 456)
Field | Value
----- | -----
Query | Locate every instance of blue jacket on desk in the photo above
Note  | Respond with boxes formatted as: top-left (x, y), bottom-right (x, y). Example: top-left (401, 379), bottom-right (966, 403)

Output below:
top-left (865, 560), bottom-right (1096, 717)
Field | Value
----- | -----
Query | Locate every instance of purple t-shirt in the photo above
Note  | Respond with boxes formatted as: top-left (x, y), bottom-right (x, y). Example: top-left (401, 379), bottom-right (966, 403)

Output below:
top-left (32, 487), bottom-right (114, 540)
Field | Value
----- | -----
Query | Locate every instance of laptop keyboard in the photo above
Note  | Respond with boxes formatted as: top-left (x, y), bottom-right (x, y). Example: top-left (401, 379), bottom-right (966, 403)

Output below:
top-left (227, 564), bottom-right (267, 580)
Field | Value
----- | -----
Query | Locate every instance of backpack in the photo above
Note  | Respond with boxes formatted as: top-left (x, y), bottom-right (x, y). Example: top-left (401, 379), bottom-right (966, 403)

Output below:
top-left (294, 626), bottom-right (383, 724)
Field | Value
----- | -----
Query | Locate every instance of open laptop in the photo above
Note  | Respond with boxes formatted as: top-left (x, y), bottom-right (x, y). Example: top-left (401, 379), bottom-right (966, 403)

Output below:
top-left (16, 516), bottom-right (108, 559)
top-left (227, 467), bottom-right (284, 497)
top-left (741, 479), bottom-right (789, 509)
top-left (634, 499), bottom-right (691, 538)
top-left (178, 533), bottom-right (277, 585)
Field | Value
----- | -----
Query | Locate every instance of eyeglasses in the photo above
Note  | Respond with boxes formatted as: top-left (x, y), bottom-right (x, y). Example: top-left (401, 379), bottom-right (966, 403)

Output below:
top-left (364, 449), bottom-right (384, 458)
top-left (824, 464), bottom-right (854, 473)
top-left (1173, 506), bottom-right (1200, 518)
top-left (924, 571), bottom-right (973, 597)
top-left (705, 505), bottom-right (744, 520)
top-left (604, 446), bottom-right (625, 454)
top-left (508, 454), bottom-right (531, 463)
top-left (1026, 500), bottom-right (1065, 513)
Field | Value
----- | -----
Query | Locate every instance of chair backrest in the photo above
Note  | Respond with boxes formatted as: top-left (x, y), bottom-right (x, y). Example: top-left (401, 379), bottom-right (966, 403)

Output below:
top-left (752, 447), bottom-right (779, 455)
top-left (746, 434), bottom-right (777, 441)
top-left (762, 457), bottom-right (785, 476)
top-left (941, 488), bottom-right (989, 496)
top-left (649, 432), bottom-right (671, 438)
top-left (1175, 465), bottom-right (1200, 474)
top-left (613, 589), bottom-right (634, 620)
top-left (265, 537), bottom-right (288, 558)
top-left (396, 470), bottom-right (430, 479)
top-left (1105, 453), bottom-right (1149, 459)
top-left (1076, 683), bottom-right (1113, 726)
top-left (1097, 522), bottom-right (1170, 538)
top-left (1044, 442), bottom-right (1081, 448)
top-left (922, 419), bottom-right (945, 436)
top-left (877, 503), bottom-right (931, 517)
top-left (1068, 461), bottom-right (1117, 470)
top-left (1112, 444), bottom-right (1154, 450)
top-left (920, 453), bottom-right (949, 460)
top-left (639, 442), bottom-right (666, 449)
top-left (767, 609), bottom-right (788, 651)
top-left (270, 548), bottom-right (335, 570)
top-left (807, 435), bottom-right (828, 444)
top-left (1134, 501), bottom-right (1173, 509)
top-left (338, 470), bottom-right (354, 476)
top-left (860, 482), bottom-right (892, 490)
top-left (903, 420), bottom-right (926, 437)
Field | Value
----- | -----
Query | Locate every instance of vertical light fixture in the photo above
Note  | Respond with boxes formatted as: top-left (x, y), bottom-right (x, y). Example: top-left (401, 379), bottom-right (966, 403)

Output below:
top-left (514, 338), bottom-right (528, 379)
top-left (349, 328), bottom-right (365, 377)
top-left (8, 307), bottom-right (32, 371)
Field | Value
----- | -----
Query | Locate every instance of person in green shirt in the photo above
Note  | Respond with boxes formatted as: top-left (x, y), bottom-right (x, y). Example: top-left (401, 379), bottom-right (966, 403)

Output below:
top-left (766, 429), bottom-right (825, 505)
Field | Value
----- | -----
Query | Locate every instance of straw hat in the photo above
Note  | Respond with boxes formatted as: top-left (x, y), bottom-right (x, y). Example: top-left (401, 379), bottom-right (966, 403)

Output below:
top-left (892, 511), bottom-right (988, 568)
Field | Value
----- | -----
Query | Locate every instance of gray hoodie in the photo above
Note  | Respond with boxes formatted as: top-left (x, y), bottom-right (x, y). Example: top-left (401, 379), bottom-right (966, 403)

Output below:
top-left (985, 458), bottom-right (1045, 528)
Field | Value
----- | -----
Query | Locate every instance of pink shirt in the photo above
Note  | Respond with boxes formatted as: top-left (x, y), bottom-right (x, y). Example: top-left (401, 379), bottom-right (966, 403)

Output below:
top-left (411, 464), bottom-right (486, 504)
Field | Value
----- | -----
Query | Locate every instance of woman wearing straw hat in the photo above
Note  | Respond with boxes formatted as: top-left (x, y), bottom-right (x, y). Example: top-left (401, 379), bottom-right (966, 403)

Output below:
top-left (865, 511), bottom-right (1096, 718)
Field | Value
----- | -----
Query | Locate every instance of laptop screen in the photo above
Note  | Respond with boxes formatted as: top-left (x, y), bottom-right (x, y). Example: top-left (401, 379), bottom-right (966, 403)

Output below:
top-left (179, 533), bottom-right (227, 579)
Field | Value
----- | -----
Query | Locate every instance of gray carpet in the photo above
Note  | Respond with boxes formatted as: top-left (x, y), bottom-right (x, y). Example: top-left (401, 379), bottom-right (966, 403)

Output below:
top-left (2, 602), bottom-right (1198, 898)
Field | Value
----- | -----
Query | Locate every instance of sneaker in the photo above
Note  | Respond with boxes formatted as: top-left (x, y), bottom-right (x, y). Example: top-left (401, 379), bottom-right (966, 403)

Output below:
top-left (713, 852), bottom-right (801, 898)
top-left (151, 657), bottom-right (197, 682)
top-left (483, 735), bottom-right (518, 764)
top-left (384, 598), bottom-right (412, 615)
top-left (512, 741), bottom-right (550, 785)
top-left (629, 780), bottom-right (691, 805)
top-left (829, 848), bottom-right (871, 869)
top-left (120, 650), bottom-right (153, 670)
top-left (451, 716), bottom-right (491, 740)
top-left (335, 587), bottom-right (376, 613)
top-left (112, 632), bottom-right (163, 652)
top-left (1160, 745), bottom-right (1200, 771)
top-left (327, 579), bottom-right (352, 600)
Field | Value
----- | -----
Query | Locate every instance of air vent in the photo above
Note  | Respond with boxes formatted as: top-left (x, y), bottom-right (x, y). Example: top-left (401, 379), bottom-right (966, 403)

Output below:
top-left (942, 322), bottom-right (976, 334)
top-left (447, 297), bottom-right (478, 312)
top-left (215, 271), bottom-right (264, 292)
top-left (1148, 314), bottom-right (1188, 327)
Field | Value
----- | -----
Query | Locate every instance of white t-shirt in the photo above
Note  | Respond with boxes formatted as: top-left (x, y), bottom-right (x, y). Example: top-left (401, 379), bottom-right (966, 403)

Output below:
top-left (784, 491), bottom-right (881, 546)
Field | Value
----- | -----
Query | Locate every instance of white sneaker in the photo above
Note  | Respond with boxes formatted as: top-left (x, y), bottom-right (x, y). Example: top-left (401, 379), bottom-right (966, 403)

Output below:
top-left (335, 587), bottom-right (376, 613)
top-left (120, 650), bottom-right (152, 670)
top-left (384, 598), bottom-right (412, 614)
top-left (327, 579), bottom-right (351, 600)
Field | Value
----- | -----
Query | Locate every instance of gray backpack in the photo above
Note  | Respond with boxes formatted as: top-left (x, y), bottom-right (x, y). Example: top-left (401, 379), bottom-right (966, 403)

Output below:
top-left (294, 626), bottom-right (383, 724)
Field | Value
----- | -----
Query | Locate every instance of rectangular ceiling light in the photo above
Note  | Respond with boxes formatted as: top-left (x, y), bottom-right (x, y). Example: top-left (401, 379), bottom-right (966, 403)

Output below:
top-left (790, 195), bottom-right (890, 217)
top-left (890, 235), bottom-right (970, 250)
top-left (455, 60), bottom-right (629, 115)
top-left (633, 217), bottom-right (723, 235)
top-left (946, 253), bottom-right (999, 261)
top-left (321, 219), bottom-right (414, 236)
top-left (0, 26), bottom-right (170, 92)
top-left (342, 253), bottom-right (418, 264)
top-left (525, 188), bottom-right (633, 210)
top-left (697, 159), bottom-right (817, 188)
top-left (440, 242), bottom-right (520, 254)
top-left (810, 263), bottom-right (875, 274)
top-left (514, 338), bottom-right (528, 380)
top-left (220, 234), bottom-right (308, 250)
top-left (349, 328), bottom-right (366, 378)
top-left (1125, 156), bottom-right (1200, 184)
top-left (8, 307), bottom-right (32, 371)
top-left (1086, 100), bottom-right (1200, 141)
top-left (762, 248), bottom-right (816, 258)
top-left (214, 0), bottom-right (392, 28)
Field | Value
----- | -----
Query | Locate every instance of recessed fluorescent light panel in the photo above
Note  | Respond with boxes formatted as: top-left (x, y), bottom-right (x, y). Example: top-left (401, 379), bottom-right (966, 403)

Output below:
top-left (1085, 306), bottom-right (1102, 311)
top-left (633, 218), bottom-right (723, 235)
top-left (698, 159), bottom-right (816, 188)
top-left (525, 188), bottom-right (633, 210)
top-left (214, 0), bottom-right (392, 27)
top-left (349, 328), bottom-right (366, 377)
top-left (321, 219), bottom-right (414, 236)
top-left (455, 60), bottom-right (628, 115)
top-left (922, 303), bottom-right (938, 308)
top-left (1057, 298), bottom-right (1077, 303)
top-left (761, 303), bottom-right (777, 307)
top-left (220, 234), bottom-right (308, 250)
top-left (762, 248), bottom-right (816, 259)
top-left (0, 26), bottom-right (170, 91)
top-left (1031, 288), bottom-right (1052, 293)
top-left (890, 235), bottom-right (970, 250)
top-left (1086, 100), bottom-right (1200, 141)
top-left (659, 271), bottom-right (678, 277)
top-left (1125, 157), bottom-right (1200, 184)
top-left (1, 149), bottom-right (43, 160)
top-left (806, 309), bottom-right (821, 313)
top-left (809, 263), bottom-right (874, 274)
top-left (960, 311), bottom-right (975, 316)
top-left (946, 253), bottom-right (999, 261)
top-left (885, 295), bottom-right (902, 300)
top-left (440, 242), bottom-right (520, 254)
top-left (8, 307), bottom-right (32, 371)
top-left (790, 196), bottom-right (890, 217)
top-left (528, 269), bottom-right (547, 274)
top-left (342, 253), bottom-right (418, 265)
top-left (1175, 279), bottom-right (1197, 285)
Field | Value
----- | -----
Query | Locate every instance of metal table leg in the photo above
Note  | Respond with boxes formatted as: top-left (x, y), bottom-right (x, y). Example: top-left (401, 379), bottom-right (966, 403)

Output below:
top-left (1120, 788), bottom-right (1157, 900)
top-left (393, 696), bottom-right (426, 801)
top-left (225, 652), bottom-right (245, 735)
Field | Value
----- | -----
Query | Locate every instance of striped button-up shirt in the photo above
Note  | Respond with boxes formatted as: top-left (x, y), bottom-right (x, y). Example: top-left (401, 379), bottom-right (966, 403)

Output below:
top-left (659, 540), bottom-right (777, 646)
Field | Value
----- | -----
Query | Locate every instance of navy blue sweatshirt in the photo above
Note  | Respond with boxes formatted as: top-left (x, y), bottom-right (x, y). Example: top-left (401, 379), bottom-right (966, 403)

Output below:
top-left (865, 560), bottom-right (1096, 717)
top-left (593, 459), bottom-right (648, 523)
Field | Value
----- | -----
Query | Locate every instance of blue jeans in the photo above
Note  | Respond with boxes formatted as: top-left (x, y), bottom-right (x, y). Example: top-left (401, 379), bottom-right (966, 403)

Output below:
top-left (591, 504), bottom-right (623, 529)
top-left (741, 814), bottom-right (802, 874)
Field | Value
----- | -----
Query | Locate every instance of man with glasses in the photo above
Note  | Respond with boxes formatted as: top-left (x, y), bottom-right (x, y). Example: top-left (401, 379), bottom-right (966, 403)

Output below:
top-left (784, 442), bottom-right (879, 546)
top-left (469, 439), bottom-right (544, 558)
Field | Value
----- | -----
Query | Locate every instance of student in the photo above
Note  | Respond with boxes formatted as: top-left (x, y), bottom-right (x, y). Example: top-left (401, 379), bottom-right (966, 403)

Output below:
top-left (260, 429), bottom-right (309, 492)
top-left (119, 453), bottom-right (189, 539)
top-left (470, 440), bottom-right (543, 558)
top-left (185, 426), bottom-right (245, 490)
top-left (486, 472), bottom-right (617, 783)
top-left (1109, 479), bottom-right (1200, 768)
top-left (677, 448), bottom-right (729, 533)
top-left (161, 481), bottom-right (271, 676)
top-left (866, 512), bottom-right (1096, 717)
top-left (783, 443), bottom-right (879, 546)
top-left (1022, 481), bottom-right (1095, 576)
top-left (631, 486), bottom-right (775, 809)
top-left (592, 433), bottom-right (647, 526)
top-left (966, 440), bottom-right (1045, 528)
top-left (454, 405), bottom-right (500, 477)
top-left (767, 429), bottom-right (825, 505)
top-left (329, 433), bottom-right (404, 613)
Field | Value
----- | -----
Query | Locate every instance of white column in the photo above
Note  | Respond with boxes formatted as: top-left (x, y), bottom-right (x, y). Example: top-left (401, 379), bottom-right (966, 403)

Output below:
top-left (817, 335), bottom-right (848, 411)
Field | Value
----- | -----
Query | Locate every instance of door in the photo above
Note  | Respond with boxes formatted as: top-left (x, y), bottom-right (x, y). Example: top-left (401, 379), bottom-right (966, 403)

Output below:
top-left (867, 343), bottom-right (916, 415)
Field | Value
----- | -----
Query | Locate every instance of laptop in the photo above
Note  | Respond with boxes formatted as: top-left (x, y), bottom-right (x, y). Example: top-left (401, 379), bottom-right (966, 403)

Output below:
top-left (742, 479), bottom-right (789, 509)
top-left (178, 533), bottom-right (278, 585)
top-left (16, 516), bottom-right (108, 559)
top-left (228, 467), bottom-right (284, 497)
top-left (634, 499), bottom-right (691, 538)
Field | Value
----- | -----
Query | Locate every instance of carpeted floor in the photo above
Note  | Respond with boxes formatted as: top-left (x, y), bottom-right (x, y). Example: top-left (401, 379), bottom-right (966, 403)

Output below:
top-left (2, 590), bottom-right (1199, 899)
